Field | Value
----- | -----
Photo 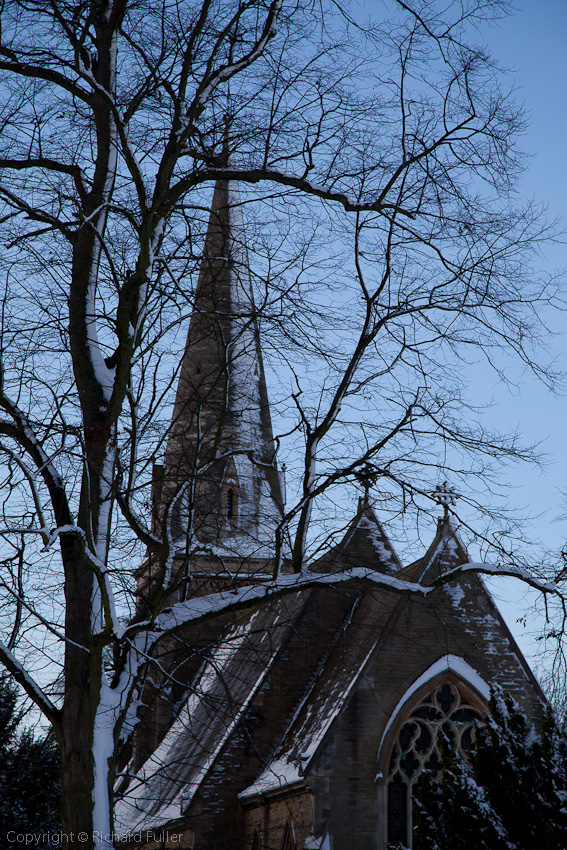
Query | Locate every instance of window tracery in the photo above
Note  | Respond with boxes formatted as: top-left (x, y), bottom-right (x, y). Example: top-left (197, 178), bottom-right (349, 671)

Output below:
top-left (386, 679), bottom-right (483, 848)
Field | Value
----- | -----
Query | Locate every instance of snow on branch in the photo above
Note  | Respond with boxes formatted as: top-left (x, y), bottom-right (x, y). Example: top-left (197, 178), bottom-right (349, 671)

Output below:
top-left (435, 562), bottom-right (558, 595)
top-left (191, 0), bottom-right (283, 111)
top-left (0, 640), bottom-right (59, 724)
top-left (124, 561), bottom-right (560, 648)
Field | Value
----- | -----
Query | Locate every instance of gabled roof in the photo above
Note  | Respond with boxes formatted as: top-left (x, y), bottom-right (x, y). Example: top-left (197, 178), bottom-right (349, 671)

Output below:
top-left (116, 581), bottom-right (400, 829)
top-left (114, 593), bottom-right (311, 833)
top-left (239, 584), bottom-right (399, 799)
top-left (119, 505), bottom-right (545, 837)
top-left (405, 515), bottom-right (468, 584)
top-left (311, 500), bottom-right (402, 575)
top-left (119, 506), bottom-right (408, 827)
top-left (118, 546), bottom-right (406, 830)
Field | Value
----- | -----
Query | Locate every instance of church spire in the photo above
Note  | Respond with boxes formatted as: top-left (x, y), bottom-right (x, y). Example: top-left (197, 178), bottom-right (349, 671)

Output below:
top-left (159, 175), bottom-right (283, 558)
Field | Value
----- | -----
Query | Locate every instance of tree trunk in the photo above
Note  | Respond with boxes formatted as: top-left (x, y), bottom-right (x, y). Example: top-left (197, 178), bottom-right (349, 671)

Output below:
top-left (60, 544), bottom-right (108, 850)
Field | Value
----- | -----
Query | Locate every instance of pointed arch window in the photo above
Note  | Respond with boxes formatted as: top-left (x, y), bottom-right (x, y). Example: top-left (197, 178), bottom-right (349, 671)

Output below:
top-left (224, 483), bottom-right (239, 529)
top-left (384, 678), bottom-right (484, 848)
top-left (282, 821), bottom-right (297, 850)
top-left (221, 459), bottom-right (239, 531)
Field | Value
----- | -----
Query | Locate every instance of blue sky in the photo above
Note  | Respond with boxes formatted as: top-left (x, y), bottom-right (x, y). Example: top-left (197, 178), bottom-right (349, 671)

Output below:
top-left (473, 1), bottom-right (567, 669)
top-left (478, 1), bottom-right (567, 545)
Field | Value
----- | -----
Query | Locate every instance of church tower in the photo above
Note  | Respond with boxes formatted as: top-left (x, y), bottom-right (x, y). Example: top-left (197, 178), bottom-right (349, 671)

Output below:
top-left (129, 177), bottom-right (286, 764)
top-left (152, 176), bottom-right (284, 590)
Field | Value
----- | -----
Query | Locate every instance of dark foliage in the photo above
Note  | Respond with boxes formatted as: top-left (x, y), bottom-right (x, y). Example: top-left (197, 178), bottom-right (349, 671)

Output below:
top-left (0, 677), bottom-right (61, 849)
top-left (414, 691), bottom-right (567, 850)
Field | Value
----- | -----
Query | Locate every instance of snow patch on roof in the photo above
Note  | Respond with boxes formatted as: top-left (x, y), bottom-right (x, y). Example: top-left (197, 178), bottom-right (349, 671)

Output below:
top-left (356, 515), bottom-right (400, 570)
top-left (238, 757), bottom-right (303, 798)
top-left (242, 633), bottom-right (379, 795)
top-left (304, 830), bottom-right (332, 850)
top-left (114, 610), bottom-right (279, 834)
top-left (115, 597), bottom-right (309, 835)
top-left (193, 532), bottom-right (278, 561)
top-left (444, 582), bottom-right (466, 607)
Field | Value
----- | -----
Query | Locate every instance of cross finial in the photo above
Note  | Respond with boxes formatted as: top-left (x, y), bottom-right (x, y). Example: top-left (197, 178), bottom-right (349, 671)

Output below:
top-left (433, 480), bottom-right (458, 518)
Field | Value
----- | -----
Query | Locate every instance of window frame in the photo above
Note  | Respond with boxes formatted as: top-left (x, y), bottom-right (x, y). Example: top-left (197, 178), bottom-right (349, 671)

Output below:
top-left (379, 671), bottom-right (487, 849)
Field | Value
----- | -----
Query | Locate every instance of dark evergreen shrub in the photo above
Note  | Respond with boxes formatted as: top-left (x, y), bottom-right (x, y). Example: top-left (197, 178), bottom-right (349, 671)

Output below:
top-left (0, 676), bottom-right (61, 849)
top-left (414, 690), bottom-right (567, 850)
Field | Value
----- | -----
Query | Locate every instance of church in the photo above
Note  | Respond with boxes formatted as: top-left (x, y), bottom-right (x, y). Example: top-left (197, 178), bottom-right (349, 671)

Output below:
top-left (114, 176), bottom-right (544, 850)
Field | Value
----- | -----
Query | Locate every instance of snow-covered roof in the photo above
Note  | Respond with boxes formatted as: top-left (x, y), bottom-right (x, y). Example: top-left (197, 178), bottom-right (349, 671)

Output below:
top-left (239, 580), bottom-right (400, 797)
top-left (119, 506), bottom-right (429, 825)
top-left (311, 501), bottom-right (402, 575)
top-left (405, 515), bottom-right (468, 583)
top-left (114, 594), bottom-right (308, 834)
top-left (117, 578), bottom-right (400, 827)
top-left (119, 504), bottom-right (545, 839)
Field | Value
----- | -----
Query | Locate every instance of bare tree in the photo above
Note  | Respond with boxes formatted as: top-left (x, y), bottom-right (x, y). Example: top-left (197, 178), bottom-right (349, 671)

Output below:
top-left (0, 0), bottom-right (561, 847)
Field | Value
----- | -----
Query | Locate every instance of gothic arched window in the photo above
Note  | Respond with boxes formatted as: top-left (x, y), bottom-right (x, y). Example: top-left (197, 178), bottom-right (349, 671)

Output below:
top-left (385, 678), bottom-right (484, 848)
top-left (282, 821), bottom-right (297, 850)
top-left (221, 459), bottom-right (239, 530)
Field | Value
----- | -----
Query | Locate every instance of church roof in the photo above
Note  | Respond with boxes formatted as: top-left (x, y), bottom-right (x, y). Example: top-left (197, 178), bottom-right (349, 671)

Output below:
top-left (118, 504), bottom-right (544, 840)
top-left (115, 584), bottom-right (390, 831)
top-left (239, 583), bottom-right (401, 800)
top-left (115, 594), bottom-right (310, 832)
top-left (116, 512), bottom-right (409, 831)
top-left (404, 515), bottom-right (469, 584)
top-left (311, 499), bottom-right (402, 575)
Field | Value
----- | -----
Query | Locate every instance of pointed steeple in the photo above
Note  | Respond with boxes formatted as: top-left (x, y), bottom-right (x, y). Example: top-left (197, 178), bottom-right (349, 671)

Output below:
top-left (406, 516), bottom-right (468, 584)
top-left (159, 178), bottom-right (283, 558)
